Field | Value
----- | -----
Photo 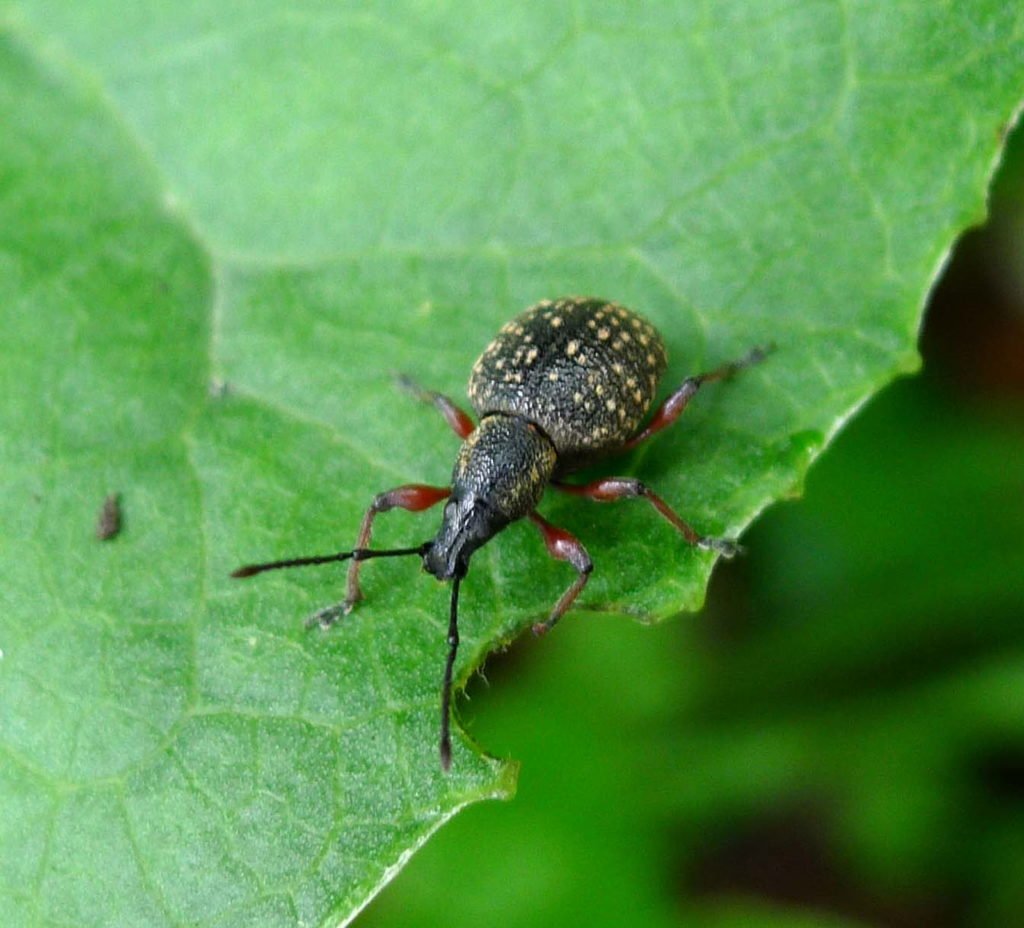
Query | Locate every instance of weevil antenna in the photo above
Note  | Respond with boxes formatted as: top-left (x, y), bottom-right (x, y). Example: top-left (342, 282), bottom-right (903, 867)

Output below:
top-left (231, 542), bottom-right (432, 578)
top-left (439, 574), bottom-right (462, 772)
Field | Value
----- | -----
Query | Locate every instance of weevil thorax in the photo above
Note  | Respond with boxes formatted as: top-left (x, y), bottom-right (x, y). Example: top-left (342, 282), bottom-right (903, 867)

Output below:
top-left (423, 414), bottom-right (556, 581)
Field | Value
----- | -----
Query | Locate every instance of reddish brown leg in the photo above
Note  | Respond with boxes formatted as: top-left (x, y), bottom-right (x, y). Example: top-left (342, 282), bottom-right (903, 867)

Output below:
top-left (396, 374), bottom-right (475, 439)
top-left (528, 511), bottom-right (593, 636)
top-left (554, 477), bottom-right (740, 558)
top-left (623, 345), bottom-right (770, 451)
top-left (308, 484), bottom-right (449, 628)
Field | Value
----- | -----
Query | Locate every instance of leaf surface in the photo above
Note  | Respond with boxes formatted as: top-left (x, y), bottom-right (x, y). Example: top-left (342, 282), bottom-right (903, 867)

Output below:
top-left (1, 3), bottom-right (1022, 925)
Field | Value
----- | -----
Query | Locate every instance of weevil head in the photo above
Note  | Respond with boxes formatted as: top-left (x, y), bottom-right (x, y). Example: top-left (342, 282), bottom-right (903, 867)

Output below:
top-left (423, 414), bottom-right (557, 581)
top-left (423, 490), bottom-right (503, 580)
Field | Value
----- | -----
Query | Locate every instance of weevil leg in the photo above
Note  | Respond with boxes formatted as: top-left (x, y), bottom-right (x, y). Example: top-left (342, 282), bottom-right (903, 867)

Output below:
top-left (396, 374), bottom-right (476, 439)
top-left (553, 477), bottom-right (741, 558)
top-left (308, 483), bottom-right (450, 629)
top-left (622, 345), bottom-right (772, 451)
top-left (528, 511), bottom-right (593, 636)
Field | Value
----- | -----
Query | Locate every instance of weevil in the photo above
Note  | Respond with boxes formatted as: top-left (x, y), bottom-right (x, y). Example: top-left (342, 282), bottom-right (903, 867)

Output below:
top-left (233, 297), bottom-right (769, 769)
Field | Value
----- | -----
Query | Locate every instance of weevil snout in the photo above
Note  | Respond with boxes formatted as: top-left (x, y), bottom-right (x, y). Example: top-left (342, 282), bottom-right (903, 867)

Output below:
top-left (423, 493), bottom-right (505, 581)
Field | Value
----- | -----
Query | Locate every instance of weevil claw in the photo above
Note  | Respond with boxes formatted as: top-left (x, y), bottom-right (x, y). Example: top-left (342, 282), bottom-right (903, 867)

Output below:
top-left (305, 604), bottom-right (347, 630)
top-left (698, 536), bottom-right (743, 558)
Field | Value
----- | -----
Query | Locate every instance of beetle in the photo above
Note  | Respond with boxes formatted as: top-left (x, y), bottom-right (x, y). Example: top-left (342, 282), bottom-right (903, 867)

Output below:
top-left (233, 297), bottom-right (769, 769)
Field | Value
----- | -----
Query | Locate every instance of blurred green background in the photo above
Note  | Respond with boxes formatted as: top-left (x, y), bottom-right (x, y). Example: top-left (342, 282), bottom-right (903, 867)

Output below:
top-left (360, 124), bottom-right (1024, 928)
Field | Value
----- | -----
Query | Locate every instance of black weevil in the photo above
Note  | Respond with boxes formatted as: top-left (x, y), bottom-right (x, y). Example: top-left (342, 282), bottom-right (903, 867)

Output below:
top-left (233, 297), bottom-right (768, 769)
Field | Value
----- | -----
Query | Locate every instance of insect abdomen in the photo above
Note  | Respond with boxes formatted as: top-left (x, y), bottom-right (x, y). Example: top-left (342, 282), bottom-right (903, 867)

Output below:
top-left (467, 297), bottom-right (668, 464)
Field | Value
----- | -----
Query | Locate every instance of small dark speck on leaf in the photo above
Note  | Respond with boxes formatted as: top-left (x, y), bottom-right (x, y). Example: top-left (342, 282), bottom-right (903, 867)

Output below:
top-left (95, 493), bottom-right (122, 541)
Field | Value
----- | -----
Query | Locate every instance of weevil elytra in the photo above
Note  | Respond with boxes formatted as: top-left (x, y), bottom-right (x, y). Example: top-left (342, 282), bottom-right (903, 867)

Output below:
top-left (233, 297), bottom-right (769, 769)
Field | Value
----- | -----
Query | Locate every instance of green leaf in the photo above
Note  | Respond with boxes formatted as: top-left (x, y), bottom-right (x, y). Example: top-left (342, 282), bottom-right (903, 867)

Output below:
top-left (1, 3), bottom-right (1022, 926)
